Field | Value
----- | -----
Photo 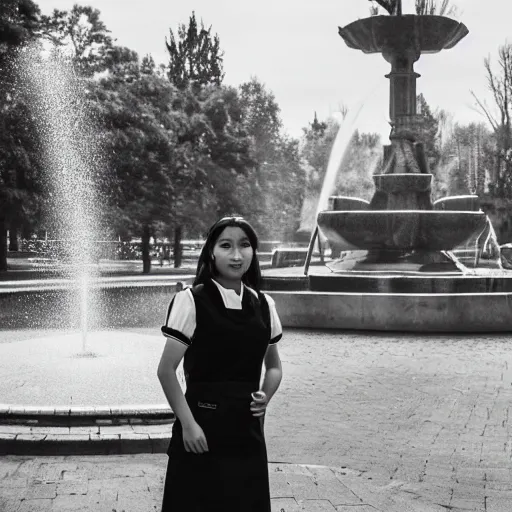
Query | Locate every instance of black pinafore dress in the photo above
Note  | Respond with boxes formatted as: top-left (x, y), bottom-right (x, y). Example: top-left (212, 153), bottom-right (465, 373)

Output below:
top-left (161, 280), bottom-right (273, 512)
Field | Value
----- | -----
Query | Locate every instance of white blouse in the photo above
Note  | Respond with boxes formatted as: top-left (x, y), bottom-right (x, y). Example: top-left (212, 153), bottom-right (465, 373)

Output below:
top-left (163, 279), bottom-right (282, 345)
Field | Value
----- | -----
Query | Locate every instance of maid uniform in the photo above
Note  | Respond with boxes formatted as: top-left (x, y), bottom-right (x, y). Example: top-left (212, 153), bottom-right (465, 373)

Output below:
top-left (160, 277), bottom-right (282, 512)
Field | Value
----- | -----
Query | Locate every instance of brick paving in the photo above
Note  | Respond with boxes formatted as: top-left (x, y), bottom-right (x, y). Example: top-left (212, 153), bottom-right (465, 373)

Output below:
top-left (0, 455), bottom-right (442, 511)
top-left (264, 330), bottom-right (512, 512)
top-left (2, 329), bottom-right (512, 510)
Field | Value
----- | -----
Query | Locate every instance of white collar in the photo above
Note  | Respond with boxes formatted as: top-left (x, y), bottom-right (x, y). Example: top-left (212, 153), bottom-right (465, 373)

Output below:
top-left (211, 279), bottom-right (244, 310)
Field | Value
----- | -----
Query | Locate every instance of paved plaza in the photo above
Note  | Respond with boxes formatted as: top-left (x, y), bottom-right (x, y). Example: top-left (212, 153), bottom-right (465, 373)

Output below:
top-left (2, 328), bottom-right (512, 510)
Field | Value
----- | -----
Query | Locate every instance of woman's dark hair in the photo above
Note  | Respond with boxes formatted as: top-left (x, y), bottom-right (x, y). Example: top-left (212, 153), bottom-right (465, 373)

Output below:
top-left (193, 216), bottom-right (262, 291)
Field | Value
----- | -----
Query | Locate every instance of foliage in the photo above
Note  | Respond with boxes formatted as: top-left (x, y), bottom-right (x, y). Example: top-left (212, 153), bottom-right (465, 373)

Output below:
top-left (414, 0), bottom-right (458, 16)
top-left (299, 115), bottom-right (381, 234)
top-left (433, 120), bottom-right (493, 198)
top-left (238, 77), bottom-right (305, 240)
top-left (332, 129), bottom-right (382, 200)
top-left (417, 93), bottom-right (440, 168)
top-left (301, 116), bottom-right (339, 195)
top-left (87, 66), bottom-right (182, 234)
top-left (166, 11), bottom-right (224, 90)
top-left (39, 4), bottom-right (114, 77)
top-left (0, 0), bottom-right (44, 268)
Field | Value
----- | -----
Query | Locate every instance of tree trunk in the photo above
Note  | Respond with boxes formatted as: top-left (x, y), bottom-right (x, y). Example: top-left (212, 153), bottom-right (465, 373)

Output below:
top-left (9, 223), bottom-right (19, 252)
top-left (141, 224), bottom-right (151, 274)
top-left (174, 225), bottom-right (183, 268)
top-left (0, 217), bottom-right (7, 272)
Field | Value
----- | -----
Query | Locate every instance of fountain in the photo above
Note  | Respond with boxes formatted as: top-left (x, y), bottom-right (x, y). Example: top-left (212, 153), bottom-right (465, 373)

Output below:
top-left (262, 6), bottom-right (512, 332)
top-left (0, 48), bottom-right (182, 411)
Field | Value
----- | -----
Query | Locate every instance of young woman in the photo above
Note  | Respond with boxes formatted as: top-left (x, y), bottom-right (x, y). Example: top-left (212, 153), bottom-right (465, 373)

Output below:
top-left (157, 216), bottom-right (283, 512)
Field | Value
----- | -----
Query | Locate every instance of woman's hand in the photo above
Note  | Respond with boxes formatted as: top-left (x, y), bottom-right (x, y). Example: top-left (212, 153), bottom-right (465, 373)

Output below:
top-left (250, 390), bottom-right (268, 417)
top-left (182, 422), bottom-right (209, 454)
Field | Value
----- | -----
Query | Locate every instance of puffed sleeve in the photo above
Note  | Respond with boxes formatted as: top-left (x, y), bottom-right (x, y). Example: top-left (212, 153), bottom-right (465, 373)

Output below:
top-left (264, 293), bottom-right (282, 345)
top-left (161, 289), bottom-right (196, 347)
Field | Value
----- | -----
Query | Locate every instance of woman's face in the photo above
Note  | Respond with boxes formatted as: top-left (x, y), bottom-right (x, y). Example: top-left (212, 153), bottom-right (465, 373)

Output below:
top-left (212, 226), bottom-right (254, 285)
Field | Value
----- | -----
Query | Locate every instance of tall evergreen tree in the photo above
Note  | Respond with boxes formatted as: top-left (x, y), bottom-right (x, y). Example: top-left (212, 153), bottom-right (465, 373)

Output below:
top-left (166, 11), bottom-right (224, 90)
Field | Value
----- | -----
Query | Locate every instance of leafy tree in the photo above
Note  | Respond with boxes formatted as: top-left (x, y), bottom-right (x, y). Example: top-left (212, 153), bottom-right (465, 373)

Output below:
top-left (332, 129), bottom-right (382, 201)
top-left (239, 77), bottom-right (282, 162)
top-left (39, 4), bottom-right (114, 77)
top-left (299, 115), bottom-right (382, 237)
top-left (163, 14), bottom-right (260, 254)
top-left (89, 47), bottom-right (256, 271)
top-left (298, 117), bottom-right (340, 237)
top-left (301, 116), bottom-right (339, 196)
top-left (238, 77), bottom-right (305, 240)
top-left (166, 11), bottom-right (224, 90)
top-left (87, 62), bottom-right (185, 273)
top-left (0, 0), bottom-right (42, 270)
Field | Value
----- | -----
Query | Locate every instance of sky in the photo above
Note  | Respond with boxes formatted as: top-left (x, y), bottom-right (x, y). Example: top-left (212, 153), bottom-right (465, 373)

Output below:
top-left (35, 0), bottom-right (512, 139)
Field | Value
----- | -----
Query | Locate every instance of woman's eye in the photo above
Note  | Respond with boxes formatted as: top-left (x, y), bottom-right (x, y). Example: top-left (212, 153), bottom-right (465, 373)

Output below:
top-left (220, 244), bottom-right (231, 249)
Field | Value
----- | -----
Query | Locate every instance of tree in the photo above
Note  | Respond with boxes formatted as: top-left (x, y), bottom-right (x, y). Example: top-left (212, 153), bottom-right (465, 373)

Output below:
top-left (164, 14), bottom-right (261, 253)
top-left (332, 129), bottom-right (382, 201)
top-left (87, 63), bottom-right (185, 274)
top-left (39, 4), bottom-right (114, 77)
top-left (89, 47), bottom-right (256, 271)
top-left (0, 0), bottom-right (43, 270)
top-left (434, 121), bottom-right (493, 198)
top-left (299, 115), bottom-right (382, 237)
top-left (417, 93), bottom-right (440, 165)
top-left (238, 77), bottom-right (305, 240)
top-left (471, 43), bottom-right (512, 198)
top-left (166, 11), bottom-right (224, 90)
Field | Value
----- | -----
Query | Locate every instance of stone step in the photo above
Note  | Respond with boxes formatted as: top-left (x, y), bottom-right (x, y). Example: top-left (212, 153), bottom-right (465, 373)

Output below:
top-left (0, 423), bottom-right (172, 455)
top-left (0, 404), bottom-right (175, 426)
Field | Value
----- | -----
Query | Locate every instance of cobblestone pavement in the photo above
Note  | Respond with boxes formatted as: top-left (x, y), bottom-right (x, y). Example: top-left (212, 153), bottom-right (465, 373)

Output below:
top-left (264, 329), bottom-right (512, 512)
top-left (0, 454), bottom-right (460, 512)
top-left (2, 329), bottom-right (512, 511)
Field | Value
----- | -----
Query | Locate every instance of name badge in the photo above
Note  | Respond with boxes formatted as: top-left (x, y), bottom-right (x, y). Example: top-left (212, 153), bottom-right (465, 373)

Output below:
top-left (198, 401), bottom-right (217, 410)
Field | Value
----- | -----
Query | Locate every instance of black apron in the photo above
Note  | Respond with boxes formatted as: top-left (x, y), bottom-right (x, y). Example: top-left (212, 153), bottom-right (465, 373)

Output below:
top-left (161, 280), bottom-right (272, 512)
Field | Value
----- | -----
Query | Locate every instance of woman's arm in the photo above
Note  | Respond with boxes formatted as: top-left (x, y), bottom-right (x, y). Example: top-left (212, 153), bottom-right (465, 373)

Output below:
top-left (251, 344), bottom-right (283, 417)
top-left (261, 343), bottom-right (283, 400)
top-left (157, 339), bottom-right (208, 453)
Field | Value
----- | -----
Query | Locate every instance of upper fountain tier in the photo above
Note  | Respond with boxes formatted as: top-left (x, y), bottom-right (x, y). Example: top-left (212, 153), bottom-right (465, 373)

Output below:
top-left (338, 15), bottom-right (468, 58)
top-left (339, 15), bottom-right (469, 131)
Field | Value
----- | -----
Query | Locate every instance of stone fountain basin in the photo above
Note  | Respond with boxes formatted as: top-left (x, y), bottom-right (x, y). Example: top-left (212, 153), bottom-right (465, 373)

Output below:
top-left (338, 15), bottom-right (468, 55)
top-left (318, 210), bottom-right (488, 251)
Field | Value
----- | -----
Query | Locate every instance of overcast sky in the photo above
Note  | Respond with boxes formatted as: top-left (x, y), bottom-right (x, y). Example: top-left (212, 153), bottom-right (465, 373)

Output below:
top-left (36, 0), bottom-right (512, 139)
